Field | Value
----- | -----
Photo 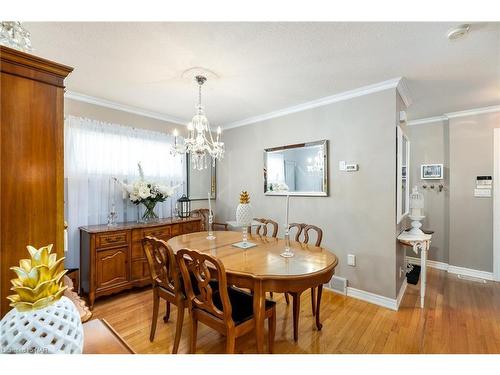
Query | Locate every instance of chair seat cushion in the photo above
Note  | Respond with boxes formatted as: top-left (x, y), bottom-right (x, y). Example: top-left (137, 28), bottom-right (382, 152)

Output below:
top-left (212, 286), bottom-right (275, 325)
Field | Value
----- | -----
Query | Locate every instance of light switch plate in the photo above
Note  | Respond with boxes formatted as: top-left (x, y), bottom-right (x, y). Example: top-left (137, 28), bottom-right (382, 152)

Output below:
top-left (339, 161), bottom-right (346, 171)
top-left (347, 254), bottom-right (356, 266)
top-left (345, 163), bottom-right (359, 172)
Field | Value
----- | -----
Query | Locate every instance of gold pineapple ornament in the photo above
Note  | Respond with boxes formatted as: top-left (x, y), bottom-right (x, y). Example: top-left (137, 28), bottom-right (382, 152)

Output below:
top-left (239, 191), bottom-right (250, 204)
top-left (0, 244), bottom-right (84, 354)
top-left (236, 190), bottom-right (252, 226)
top-left (8, 244), bottom-right (67, 312)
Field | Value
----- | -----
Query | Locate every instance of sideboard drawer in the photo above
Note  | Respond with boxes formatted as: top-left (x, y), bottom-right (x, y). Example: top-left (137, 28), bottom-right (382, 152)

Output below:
top-left (182, 221), bottom-right (199, 234)
top-left (143, 226), bottom-right (171, 239)
top-left (96, 231), bottom-right (128, 249)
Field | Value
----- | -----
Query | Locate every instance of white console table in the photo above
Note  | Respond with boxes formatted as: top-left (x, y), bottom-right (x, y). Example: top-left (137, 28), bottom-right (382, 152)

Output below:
top-left (397, 231), bottom-right (432, 308)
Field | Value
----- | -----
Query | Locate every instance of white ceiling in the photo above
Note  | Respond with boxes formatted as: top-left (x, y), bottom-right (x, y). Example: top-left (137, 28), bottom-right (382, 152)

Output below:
top-left (25, 22), bottom-right (500, 127)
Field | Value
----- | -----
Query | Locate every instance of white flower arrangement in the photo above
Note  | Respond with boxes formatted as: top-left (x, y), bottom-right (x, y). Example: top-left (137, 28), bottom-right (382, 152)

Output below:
top-left (268, 182), bottom-right (289, 192)
top-left (114, 163), bottom-right (179, 221)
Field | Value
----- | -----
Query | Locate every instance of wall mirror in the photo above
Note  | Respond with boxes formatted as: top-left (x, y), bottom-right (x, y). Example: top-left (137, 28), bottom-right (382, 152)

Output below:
top-left (397, 126), bottom-right (410, 223)
top-left (264, 140), bottom-right (328, 196)
top-left (187, 156), bottom-right (216, 200)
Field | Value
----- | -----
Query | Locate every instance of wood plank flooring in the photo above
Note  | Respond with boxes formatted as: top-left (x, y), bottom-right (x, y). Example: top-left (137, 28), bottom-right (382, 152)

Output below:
top-left (90, 268), bottom-right (500, 354)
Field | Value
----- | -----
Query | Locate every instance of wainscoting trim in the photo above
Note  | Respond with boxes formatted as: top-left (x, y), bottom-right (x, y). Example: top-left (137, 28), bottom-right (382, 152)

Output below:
top-left (406, 256), bottom-right (495, 281)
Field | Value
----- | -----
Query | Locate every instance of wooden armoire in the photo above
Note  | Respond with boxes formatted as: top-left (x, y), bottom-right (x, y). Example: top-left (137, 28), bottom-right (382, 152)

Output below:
top-left (0, 46), bottom-right (73, 317)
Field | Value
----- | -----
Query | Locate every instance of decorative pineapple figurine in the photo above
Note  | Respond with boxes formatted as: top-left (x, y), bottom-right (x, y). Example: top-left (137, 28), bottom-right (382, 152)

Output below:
top-left (236, 191), bottom-right (252, 226)
top-left (0, 244), bottom-right (84, 354)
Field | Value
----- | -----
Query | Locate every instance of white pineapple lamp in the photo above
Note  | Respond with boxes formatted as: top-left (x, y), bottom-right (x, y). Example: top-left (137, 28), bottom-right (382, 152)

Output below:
top-left (408, 186), bottom-right (425, 235)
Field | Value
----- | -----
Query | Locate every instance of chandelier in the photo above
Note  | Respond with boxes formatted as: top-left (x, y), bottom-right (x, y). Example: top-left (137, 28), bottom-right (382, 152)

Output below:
top-left (0, 22), bottom-right (33, 53)
top-left (171, 75), bottom-right (224, 170)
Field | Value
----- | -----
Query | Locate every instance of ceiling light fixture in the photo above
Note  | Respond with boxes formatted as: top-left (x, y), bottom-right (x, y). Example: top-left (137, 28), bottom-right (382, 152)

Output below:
top-left (171, 75), bottom-right (224, 170)
top-left (447, 24), bottom-right (471, 40)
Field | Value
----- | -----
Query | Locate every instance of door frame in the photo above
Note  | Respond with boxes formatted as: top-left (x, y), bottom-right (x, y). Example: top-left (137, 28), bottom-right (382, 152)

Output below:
top-left (493, 129), bottom-right (500, 281)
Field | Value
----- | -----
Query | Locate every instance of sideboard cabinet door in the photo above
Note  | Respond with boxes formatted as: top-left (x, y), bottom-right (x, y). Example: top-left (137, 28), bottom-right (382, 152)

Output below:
top-left (96, 247), bottom-right (130, 291)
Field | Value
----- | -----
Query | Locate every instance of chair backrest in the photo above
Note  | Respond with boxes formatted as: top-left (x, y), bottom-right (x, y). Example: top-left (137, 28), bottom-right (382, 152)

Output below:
top-left (253, 218), bottom-right (278, 238)
top-left (288, 223), bottom-right (323, 247)
top-left (191, 208), bottom-right (210, 231)
top-left (142, 236), bottom-right (180, 296)
top-left (176, 248), bottom-right (232, 323)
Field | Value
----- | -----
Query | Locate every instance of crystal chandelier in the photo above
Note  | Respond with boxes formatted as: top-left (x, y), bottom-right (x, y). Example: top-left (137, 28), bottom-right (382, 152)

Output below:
top-left (0, 22), bottom-right (33, 53)
top-left (171, 75), bottom-right (224, 170)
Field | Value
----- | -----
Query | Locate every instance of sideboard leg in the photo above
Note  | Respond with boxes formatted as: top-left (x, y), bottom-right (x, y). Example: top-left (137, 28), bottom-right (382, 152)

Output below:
top-left (420, 245), bottom-right (427, 308)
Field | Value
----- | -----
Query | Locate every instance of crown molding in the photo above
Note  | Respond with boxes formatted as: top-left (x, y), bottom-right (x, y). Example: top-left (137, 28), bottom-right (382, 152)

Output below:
top-left (223, 77), bottom-right (407, 130)
top-left (65, 91), bottom-right (188, 126)
top-left (407, 104), bottom-right (500, 126)
top-left (396, 78), bottom-right (412, 108)
top-left (407, 115), bottom-right (448, 126)
top-left (445, 104), bottom-right (500, 119)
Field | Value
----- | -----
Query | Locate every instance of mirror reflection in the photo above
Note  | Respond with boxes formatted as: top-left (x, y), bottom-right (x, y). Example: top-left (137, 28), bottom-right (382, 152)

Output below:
top-left (264, 140), bottom-right (328, 196)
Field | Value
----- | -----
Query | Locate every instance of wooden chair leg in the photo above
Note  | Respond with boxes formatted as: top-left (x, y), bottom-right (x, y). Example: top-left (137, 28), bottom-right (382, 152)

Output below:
top-left (163, 301), bottom-right (171, 322)
top-left (291, 292), bottom-right (301, 342)
top-left (315, 284), bottom-right (323, 330)
top-left (284, 292), bottom-right (290, 304)
top-left (310, 287), bottom-right (316, 316)
top-left (268, 308), bottom-right (276, 354)
top-left (269, 291), bottom-right (274, 299)
top-left (226, 331), bottom-right (236, 354)
top-left (189, 316), bottom-right (198, 354)
top-left (150, 289), bottom-right (159, 342)
top-left (172, 304), bottom-right (184, 354)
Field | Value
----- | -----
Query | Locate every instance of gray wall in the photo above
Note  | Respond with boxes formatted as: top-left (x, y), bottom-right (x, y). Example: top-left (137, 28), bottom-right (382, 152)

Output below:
top-left (217, 89), bottom-right (401, 299)
top-left (406, 120), bottom-right (450, 264)
top-left (449, 112), bottom-right (500, 272)
top-left (407, 111), bottom-right (500, 272)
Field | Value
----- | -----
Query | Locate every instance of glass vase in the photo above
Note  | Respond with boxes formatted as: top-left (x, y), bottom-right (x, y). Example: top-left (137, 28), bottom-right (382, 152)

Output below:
top-left (141, 201), bottom-right (158, 223)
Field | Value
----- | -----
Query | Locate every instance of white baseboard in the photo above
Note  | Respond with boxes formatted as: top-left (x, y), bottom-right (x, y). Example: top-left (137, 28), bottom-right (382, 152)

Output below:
top-left (396, 279), bottom-right (408, 309)
top-left (407, 256), bottom-right (448, 271)
top-left (324, 278), bottom-right (408, 311)
top-left (406, 256), bottom-right (495, 281)
top-left (345, 287), bottom-right (398, 311)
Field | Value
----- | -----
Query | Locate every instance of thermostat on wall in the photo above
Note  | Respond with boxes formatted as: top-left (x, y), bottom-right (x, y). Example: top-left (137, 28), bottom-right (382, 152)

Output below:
top-left (345, 164), bottom-right (359, 172)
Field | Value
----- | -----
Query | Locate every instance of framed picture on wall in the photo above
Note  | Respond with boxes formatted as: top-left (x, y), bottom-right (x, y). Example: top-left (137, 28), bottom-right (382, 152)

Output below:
top-left (421, 164), bottom-right (443, 180)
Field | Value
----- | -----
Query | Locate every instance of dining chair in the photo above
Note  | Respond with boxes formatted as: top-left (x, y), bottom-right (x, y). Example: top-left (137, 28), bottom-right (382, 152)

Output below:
top-left (176, 248), bottom-right (277, 354)
top-left (252, 218), bottom-right (289, 303)
top-left (191, 208), bottom-right (228, 231)
top-left (253, 218), bottom-right (279, 237)
top-left (287, 223), bottom-right (324, 341)
top-left (142, 236), bottom-right (185, 354)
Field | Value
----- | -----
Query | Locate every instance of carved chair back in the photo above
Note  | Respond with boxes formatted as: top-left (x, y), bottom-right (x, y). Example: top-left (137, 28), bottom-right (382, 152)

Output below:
top-left (142, 236), bottom-right (180, 296)
top-left (253, 218), bottom-right (279, 238)
top-left (176, 248), bottom-right (233, 323)
top-left (288, 223), bottom-right (323, 247)
top-left (191, 209), bottom-right (210, 231)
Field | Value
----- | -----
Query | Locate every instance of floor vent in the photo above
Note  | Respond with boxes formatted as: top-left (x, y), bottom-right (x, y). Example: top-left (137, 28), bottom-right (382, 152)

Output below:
top-left (328, 275), bottom-right (347, 295)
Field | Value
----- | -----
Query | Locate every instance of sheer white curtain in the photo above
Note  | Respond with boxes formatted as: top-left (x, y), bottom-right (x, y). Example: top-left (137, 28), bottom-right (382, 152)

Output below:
top-left (64, 116), bottom-right (184, 268)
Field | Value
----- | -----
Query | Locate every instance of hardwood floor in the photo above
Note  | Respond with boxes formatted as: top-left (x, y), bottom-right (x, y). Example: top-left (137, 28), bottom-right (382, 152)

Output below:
top-left (90, 267), bottom-right (500, 354)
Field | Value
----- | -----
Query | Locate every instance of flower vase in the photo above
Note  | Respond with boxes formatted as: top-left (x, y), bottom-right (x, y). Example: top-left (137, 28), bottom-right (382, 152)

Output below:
top-left (141, 201), bottom-right (158, 223)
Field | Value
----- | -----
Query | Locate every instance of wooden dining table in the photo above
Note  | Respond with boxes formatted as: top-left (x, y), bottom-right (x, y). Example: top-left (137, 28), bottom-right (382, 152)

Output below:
top-left (167, 230), bottom-right (338, 353)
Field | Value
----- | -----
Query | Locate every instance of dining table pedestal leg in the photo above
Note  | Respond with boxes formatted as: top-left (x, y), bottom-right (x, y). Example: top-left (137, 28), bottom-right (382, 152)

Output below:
top-left (253, 280), bottom-right (266, 353)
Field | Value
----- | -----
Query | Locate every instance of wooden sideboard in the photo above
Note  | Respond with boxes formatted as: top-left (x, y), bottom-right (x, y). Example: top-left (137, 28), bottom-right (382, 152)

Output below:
top-left (80, 217), bottom-right (202, 308)
top-left (0, 46), bottom-right (73, 317)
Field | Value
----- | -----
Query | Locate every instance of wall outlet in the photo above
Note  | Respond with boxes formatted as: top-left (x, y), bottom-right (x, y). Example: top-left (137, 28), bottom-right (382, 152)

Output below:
top-left (399, 266), bottom-right (405, 278)
top-left (347, 254), bottom-right (356, 266)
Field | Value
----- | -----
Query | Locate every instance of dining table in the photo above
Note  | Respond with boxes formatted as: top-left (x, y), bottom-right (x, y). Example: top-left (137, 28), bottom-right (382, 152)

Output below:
top-left (167, 230), bottom-right (338, 353)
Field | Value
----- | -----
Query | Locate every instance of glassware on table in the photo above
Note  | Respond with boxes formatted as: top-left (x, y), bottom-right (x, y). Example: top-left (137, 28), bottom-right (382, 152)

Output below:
top-left (280, 225), bottom-right (294, 258)
top-left (206, 213), bottom-right (216, 240)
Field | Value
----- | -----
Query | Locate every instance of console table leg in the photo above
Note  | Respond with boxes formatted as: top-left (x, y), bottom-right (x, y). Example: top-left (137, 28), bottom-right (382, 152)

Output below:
top-left (420, 245), bottom-right (427, 308)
